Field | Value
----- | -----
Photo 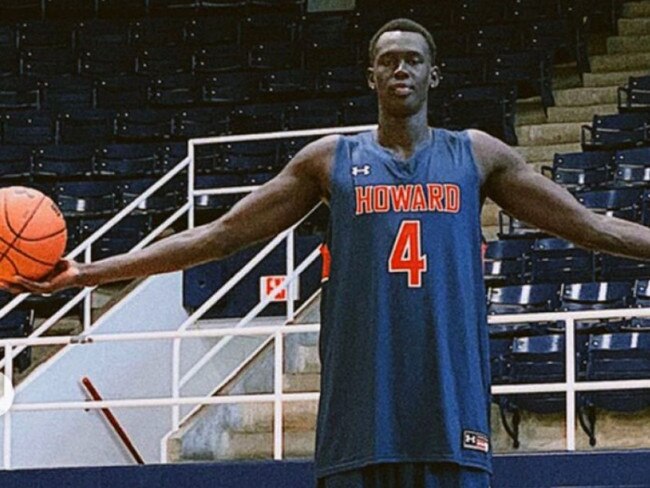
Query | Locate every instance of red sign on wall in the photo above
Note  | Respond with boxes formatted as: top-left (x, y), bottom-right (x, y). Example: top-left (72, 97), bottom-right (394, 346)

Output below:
top-left (260, 275), bottom-right (299, 302)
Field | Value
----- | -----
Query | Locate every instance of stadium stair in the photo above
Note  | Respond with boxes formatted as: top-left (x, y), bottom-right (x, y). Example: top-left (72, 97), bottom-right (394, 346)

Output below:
top-left (481, 0), bottom-right (650, 240)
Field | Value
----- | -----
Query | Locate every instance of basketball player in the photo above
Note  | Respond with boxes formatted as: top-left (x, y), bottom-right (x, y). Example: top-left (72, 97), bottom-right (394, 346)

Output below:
top-left (9, 18), bottom-right (650, 488)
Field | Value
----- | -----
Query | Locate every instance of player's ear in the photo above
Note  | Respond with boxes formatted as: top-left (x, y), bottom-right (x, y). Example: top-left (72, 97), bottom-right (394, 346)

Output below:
top-left (429, 65), bottom-right (441, 90)
top-left (367, 67), bottom-right (376, 90)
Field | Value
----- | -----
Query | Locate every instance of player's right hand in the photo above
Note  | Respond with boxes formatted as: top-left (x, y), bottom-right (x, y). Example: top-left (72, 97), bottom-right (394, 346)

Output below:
top-left (7, 260), bottom-right (83, 295)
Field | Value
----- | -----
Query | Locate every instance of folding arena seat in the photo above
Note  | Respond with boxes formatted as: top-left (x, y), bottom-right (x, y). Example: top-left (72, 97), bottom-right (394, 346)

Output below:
top-left (240, 12), bottom-right (298, 44)
top-left (438, 56), bottom-right (487, 88)
top-left (75, 19), bottom-right (130, 49)
top-left (55, 180), bottom-right (119, 217)
top-left (523, 18), bottom-right (590, 72)
top-left (248, 0), bottom-right (304, 13)
top-left (0, 48), bottom-right (19, 78)
top-left (0, 145), bottom-right (32, 182)
top-left (317, 65), bottom-right (366, 96)
top-left (193, 44), bottom-right (247, 74)
top-left (32, 144), bottom-right (94, 179)
top-left (580, 332), bottom-right (650, 445)
top-left (157, 141), bottom-right (188, 173)
top-left (454, 0), bottom-right (507, 26)
top-left (170, 107), bottom-right (229, 139)
top-left (229, 103), bottom-right (287, 133)
top-left (444, 84), bottom-right (518, 145)
top-left (483, 238), bottom-right (532, 286)
top-left (618, 76), bottom-right (650, 113)
top-left (219, 140), bottom-right (280, 173)
top-left (20, 47), bottom-right (76, 77)
top-left (285, 99), bottom-right (340, 130)
top-left (149, 73), bottom-right (200, 107)
top-left (301, 12), bottom-right (353, 49)
top-left (499, 333), bottom-right (567, 447)
top-left (487, 50), bottom-right (555, 109)
top-left (3, 111), bottom-right (55, 145)
top-left (545, 150), bottom-right (613, 190)
top-left (529, 237), bottom-right (596, 284)
top-left (95, 0), bottom-right (147, 18)
top-left (40, 75), bottom-right (92, 111)
top-left (599, 254), bottom-right (650, 282)
top-left (120, 177), bottom-right (185, 213)
top-left (16, 21), bottom-right (73, 49)
top-left (581, 113), bottom-right (650, 151)
top-left (574, 186), bottom-right (644, 221)
top-left (558, 281), bottom-right (633, 334)
top-left (468, 24), bottom-right (521, 54)
top-left (129, 18), bottom-right (186, 47)
top-left (279, 136), bottom-right (316, 161)
top-left (57, 108), bottom-right (114, 144)
top-left (78, 48), bottom-right (135, 77)
top-left (303, 41), bottom-right (361, 69)
top-left (147, 0), bottom-right (200, 16)
top-left (0, 76), bottom-right (41, 110)
top-left (42, 0), bottom-right (95, 20)
top-left (340, 94), bottom-right (378, 126)
top-left (193, 173), bottom-right (246, 212)
top-left (0, 0), bottom-right (42, 21)
top-left (183, 16), bottom-right (241, 46)
top-left (612, 147), bottom-right (650, 188)
top-left (94, 143), bottom-right (160, 178)
top-left (135, 46), bottom-right (193, 76)
top-left (94, 74), bottom-right (149, 109)
top-left (89, 214), bottom-right (153, 260)
top-left (201, 71), bottom-right (260, 105)
top-left (248, 41), bottom-right (302, 70)
top-left (488, 283), bottom-right (561, 316)
top-left (505, 0), bottom-right (563, 21)
top-left (0, 307), bottom-right (34, 371)
top-left (114, 109), bottom-right (172, 142)
top-left (259, 68), bottom-right (317, 97)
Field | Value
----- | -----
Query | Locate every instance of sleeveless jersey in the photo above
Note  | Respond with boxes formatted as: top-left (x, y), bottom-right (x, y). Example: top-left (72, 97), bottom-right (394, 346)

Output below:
top-left (315, 129), bottom-right (491, 479)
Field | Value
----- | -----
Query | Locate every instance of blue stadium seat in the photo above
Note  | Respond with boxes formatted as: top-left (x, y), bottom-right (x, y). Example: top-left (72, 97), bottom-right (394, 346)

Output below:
top-left (285, 99), bottom-right (339, 130)
top-left (0, 0), bottom-right (42, 21)
top-left (3, 110), bottom-right (55, 145)
top-left (171, 107), bottom-right (229, 139)
top-left (149, 73), bottom-right (200, 107)
top-left (129, 18), bottom-right (185, 47)
top-left (194, 174), bottom-right (246, 211)
top-left (57, 108), bottom-right (114, 144)
top-left (240, 12), bottom-right (298, 44)
top-left (0, 145), bottom-right (32, 181)
top-left (523, 18), bottom-right (589, 72)
top-left (220, 140), bottom-right (280, 173)
top-left (304, 41), bottom-right (360, 69)
top-left (114, 109), bottom-right (172, 141)
top-left (488, 50), bottom-right (555, 109)
top-left (468, 24), bottom-right (520, 54)
top-left (248, 41), bottom-right (301, 70)
top-left (20, 47), bottom-right (76, 77)
top-left (574, 187), bottom-right (644, 222)
top-left (75, 19), bottom-right (130, 49)
top-left (94, 74), bottom-right (149, 109)
top-left (280, 136), bottom-right (316, 161)
top-left (488, 283), bottom-right (560, 315)
top-left (41, 75), bottom-right (93, 110)
top-left (484, 238), bottom-right (532, 286)
top-left (340, 94), bottom-right (378, 126)
top-left (0, 48), bottom-right (19, 78)
top-left (157, 141), bottom-right (187, 173)
top-left (94, 143), bottom-right (159, 177)
top-left (16, 21), bottom-right (72, 49)
top-left (0, 76), bottom-right (40, 110)
top-left (78, 48), bottom-right (135, 77)
top-left (455, 0), bottom-right (507, 26)
top-left (56, 180), bottom-right (119, 217)
top-left (530, 237), bottom-right (595, 284)
top-left (633, 279), bottom-right (650, 309)
top-left (618, 76), bottom-right (650, 113)
top-left (95, 0), bottom-right (147, 18)
top-left (43, 0), bottom-right (95, 19)
top-left (438, 56), bottom-right (487, 87)
top-left (302, 12), bottom-right (353, 50)
top-left (136, 46), bottom-right (193, 76)
top-left (581, 113), bottom-right (650, 151)
top-left (599, 253), bottom-right (650, 282)
top-left (317, 65), bottom-right (366, 95)
top-left (230, 103), bottom-right (287, 133)
top-left (183, 16), bottom-right (240, 46)
top-left (260, 68), bottom-right (317, 97)
top-left (33, 144), bottom-right (94, 179)
top-left (193, 44), bottom-right (247, 74)
top-left (613, 147), bottom-right (650, 188)
top-left (545, 150), bottom-right (613, 190)
top-left (580, 332), bottom-right (650, 445)
top-left (120, 177), bottom-right (184, 213)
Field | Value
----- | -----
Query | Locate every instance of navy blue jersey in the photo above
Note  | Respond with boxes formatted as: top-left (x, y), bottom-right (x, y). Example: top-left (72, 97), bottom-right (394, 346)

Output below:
top-left (315, 129), bottom-right (491, 479)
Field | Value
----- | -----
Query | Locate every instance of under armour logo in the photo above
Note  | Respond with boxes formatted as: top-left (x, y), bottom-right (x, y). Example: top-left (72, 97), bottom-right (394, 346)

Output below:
top-left (351, 165), bottom-right (371, 176)
top-left (465, 434), bottom-right (477, 444)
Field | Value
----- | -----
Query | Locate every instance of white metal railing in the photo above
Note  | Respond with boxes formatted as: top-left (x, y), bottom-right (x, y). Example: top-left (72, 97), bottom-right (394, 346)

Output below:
top-left (0, 124), bottom-right (648, 469)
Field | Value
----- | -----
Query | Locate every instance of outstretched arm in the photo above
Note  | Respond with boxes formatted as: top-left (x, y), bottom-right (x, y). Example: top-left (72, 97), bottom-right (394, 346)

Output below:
top-left (471, 130), bottom-right (650, 260)
top-left (13, 135), bottom-right (337, 294)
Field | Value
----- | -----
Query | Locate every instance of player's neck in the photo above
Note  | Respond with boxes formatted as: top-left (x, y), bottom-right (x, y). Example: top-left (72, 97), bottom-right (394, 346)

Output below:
top-left (376, 108), bottom-right (431, 161)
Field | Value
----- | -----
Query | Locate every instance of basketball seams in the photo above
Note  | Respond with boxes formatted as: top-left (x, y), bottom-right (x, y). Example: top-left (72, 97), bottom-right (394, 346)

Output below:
top-left (0, 233), bottom-right (61, 267)
top-left (0, 192), bottom-right (47, 268)
top-left (11, 226), bottom-right (67, 242)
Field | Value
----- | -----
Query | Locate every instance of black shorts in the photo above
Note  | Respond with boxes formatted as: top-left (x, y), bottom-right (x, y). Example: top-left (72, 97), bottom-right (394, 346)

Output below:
top-left (317, 462), bottom-right (490, 488)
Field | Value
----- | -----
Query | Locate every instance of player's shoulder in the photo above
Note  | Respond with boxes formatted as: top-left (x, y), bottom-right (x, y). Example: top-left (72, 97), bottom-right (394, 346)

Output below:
top-left (466, 129), bottom-right (523, 183)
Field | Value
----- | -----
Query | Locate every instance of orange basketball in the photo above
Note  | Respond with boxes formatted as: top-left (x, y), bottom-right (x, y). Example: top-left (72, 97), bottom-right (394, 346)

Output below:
top-left (0, 186), bottom-right (67, 283)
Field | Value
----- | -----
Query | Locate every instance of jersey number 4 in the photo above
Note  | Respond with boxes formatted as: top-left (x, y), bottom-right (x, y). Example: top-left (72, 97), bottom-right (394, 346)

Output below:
top-left (388, 220), bottom-right (427, 288)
